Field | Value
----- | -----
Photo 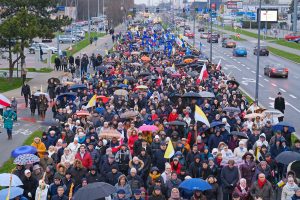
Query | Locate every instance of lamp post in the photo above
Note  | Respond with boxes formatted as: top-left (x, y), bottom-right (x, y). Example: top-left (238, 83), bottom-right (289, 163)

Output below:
top-left (293, 0), bottom-right (298, 33)
top-left (193, 0), bottom-right (196, 47)
top-left (255, 0), bottom-right (262, 104)
top-left (88, 0), bottom-right (91, 40)
top-left (209, 0), bottom-right (213, 62)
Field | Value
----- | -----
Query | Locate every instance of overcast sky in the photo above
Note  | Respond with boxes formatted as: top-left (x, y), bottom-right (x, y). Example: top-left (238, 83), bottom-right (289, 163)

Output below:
top-left (135, 0), bottom-right (160, 6)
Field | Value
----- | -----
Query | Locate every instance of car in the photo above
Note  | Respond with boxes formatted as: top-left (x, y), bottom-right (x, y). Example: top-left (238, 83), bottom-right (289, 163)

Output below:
top-left (184, 31), bottom-right (195, 38)
top-left (221, 34), bottom-right (231, 42)
top-left (292, 38), bottom-right (300, 43)
top-left (41, 38), bottom-right (52, 43)
top-left (207, 34), bottom-right (219, 43)
top-left (284, 33), bottom-right (300, 41)
top-left (58, 35), bottom-right (77, 43)
top-left (222, 39), bottom-right (236, 48)
top-left (233, 46), bottom-right (247, 57)
top-left (198, 27), bottom-right (205, 32)
top-left (200, 32), bottom-right (209, 39)
top-left (264, 64), bottom-right (288, 78)
top-left (29, 43), bottom-right (57, 54)
top-left (253, 46), bottom-right (269, 56)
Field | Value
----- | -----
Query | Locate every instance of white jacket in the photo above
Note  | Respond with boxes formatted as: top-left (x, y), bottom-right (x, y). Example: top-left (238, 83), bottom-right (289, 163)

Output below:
top-left (35, 185), bottom-right (49, 200)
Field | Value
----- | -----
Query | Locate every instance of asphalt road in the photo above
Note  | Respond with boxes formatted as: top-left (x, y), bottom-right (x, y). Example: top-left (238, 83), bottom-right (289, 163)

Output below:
top-left (186, 29), bottom-right (300, 132)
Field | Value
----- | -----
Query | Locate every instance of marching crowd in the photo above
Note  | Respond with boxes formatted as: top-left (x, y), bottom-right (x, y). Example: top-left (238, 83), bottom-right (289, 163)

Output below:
top-left (3, 20), bottom-right (300, 200)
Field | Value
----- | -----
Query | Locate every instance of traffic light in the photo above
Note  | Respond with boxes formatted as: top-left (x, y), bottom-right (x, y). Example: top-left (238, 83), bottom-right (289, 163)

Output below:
top-left (156, 7), bottom-right (159, 13)
top-left (145, 7), bottom-right (148, 13)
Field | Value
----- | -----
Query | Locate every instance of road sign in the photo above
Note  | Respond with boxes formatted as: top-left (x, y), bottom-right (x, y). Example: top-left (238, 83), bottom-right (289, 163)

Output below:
top-left (227, 1), bottom-right (243, 9)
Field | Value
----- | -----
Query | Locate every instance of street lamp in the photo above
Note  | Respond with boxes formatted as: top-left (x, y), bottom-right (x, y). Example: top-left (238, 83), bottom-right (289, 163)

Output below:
top-left (255, 0), bottom-right (262, 104)
top-left (193, 0), bottom-right (196, 47)
top-left (88, 0), bottom-right (91, 40)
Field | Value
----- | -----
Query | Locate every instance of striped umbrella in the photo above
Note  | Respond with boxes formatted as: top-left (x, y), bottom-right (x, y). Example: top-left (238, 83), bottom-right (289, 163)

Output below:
top-left (0, 94), bottom-right (11, 107)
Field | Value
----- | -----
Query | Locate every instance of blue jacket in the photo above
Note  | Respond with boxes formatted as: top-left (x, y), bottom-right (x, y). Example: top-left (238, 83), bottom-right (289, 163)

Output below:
top-left (3, 109), bottom-right (16, 129)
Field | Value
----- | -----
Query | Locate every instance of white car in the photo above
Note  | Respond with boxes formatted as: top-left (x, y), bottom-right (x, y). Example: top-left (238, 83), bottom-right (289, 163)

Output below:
top-left (29, 43), bottom-right (57, 54)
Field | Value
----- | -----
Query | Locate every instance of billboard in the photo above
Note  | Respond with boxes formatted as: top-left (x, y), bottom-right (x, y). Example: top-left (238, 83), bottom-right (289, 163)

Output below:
top-left (257, 9), bottom-right (278, 22)
top-left (227, 1), bottom-right (243, 9)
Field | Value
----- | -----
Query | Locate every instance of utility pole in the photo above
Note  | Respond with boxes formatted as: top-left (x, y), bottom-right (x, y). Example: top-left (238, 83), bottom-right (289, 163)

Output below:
top-left (98, 0), bottom-right (100, 17)
top-left (193, 0), bottom-right (196, 47)
top-left (103, 0), bottom-right (105, 16)
top-left (88, 0), bottom-right (91, 40)
top-left (255, 0), bottom-right (262, 104)
top-left (293, 0), bottom-right (298, 33)
top-left (209, 0), bottom-right (212, 62)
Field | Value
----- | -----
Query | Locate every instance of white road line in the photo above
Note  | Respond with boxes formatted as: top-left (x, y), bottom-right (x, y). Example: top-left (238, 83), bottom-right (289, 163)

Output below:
top-left (289, 94), bottom-right (297, 99)
top-left (271, 83), bottom-right (277, 87)
top-left (230, 57), bottom-right (233, 59)
top-left (251, 70), bottom-right (255, 73)
top-left (237, 61), bottom-right (241, 64)
top-left (246, 67), bottom-right (250, 70)
top-left (233, 59), bottom-right (237, 61)
top-left (259, 75), bottom-right (262, 77)
top-left (264, 78), bottom-right (269, 82)
top-left (259, 83), bottom-right (264, 87)
top-left (241, 64), bottom-right (246, 66)
top-left (279, 88), bottom-right (286, 92)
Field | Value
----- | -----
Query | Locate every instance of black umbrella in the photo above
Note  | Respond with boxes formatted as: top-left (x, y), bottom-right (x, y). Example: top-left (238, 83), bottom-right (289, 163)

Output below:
top-left (175, 63), bottom-right (188, 67)
top-left (166, 121), bottom-right (187, 126)
top-left (73, 182), bottom-right (116, 200)
top-left (123, 76), bottom-right (135, 82)
top-left (275, 151), bottom-right (300, 165)
top-left (138, 72), bottom-right (151, 77)
top-left (143, 75), bottom-right (158, 81)
top-left (48, 78), bottom-right (60, 84)
top-left (230, 131), bottom-right (248, 139)
top-left (40, 119), bottom-right (60, 127)
top-left (227, 80), bottom-right (240, 87)
top-left (223, 107), bottom-right (241, 113)
top-left (182, 91), bottom-right (201, 98)
top-left (186, 71), bottom-right (199, 77)
top-left (183, 55), bottom-right (196, 59)
top-left (199, 91), bottom-right (215, 98)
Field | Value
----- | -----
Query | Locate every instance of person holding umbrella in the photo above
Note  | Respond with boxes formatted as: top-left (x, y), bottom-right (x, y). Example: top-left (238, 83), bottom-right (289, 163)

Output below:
top-left (274, 92), bottom-right (285, 122)
top-left (3, 105), bottom-right (17, 140)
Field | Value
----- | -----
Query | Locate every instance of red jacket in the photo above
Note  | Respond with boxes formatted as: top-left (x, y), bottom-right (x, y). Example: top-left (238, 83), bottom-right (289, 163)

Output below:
top-left (168, 113), bottom-right (178, 122)
top-left (170, 161), bottom-right (182, 175)
top-left (128, 135), bottom-right (139, 151)
top-left (75, 152), bottom-right (93, 169)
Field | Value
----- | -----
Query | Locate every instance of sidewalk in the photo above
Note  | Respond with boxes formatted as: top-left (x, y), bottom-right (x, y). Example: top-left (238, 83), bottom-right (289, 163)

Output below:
top-left (214, 27), bottom-right (300, 56)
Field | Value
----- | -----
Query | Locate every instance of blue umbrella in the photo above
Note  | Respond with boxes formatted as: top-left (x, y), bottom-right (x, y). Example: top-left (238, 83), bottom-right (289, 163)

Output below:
top-left (179, 178), bottom-right (212, 191)
top-left (56, 92), bottom-right (77, 101)
top-left (0, 187), bottom-right (24, 199)
top-left (272, 121), bottom-right (295, 132)
top-left (11, 146), bottom-right (37, 158)
top-left (69, 84), bottom-right (87, 91)
top-left (0, 174), bottom-right (23, 187)
top-left (210, 121), bottom-right (224, 128)
top-left (117, 84), bottom-right (128, 88)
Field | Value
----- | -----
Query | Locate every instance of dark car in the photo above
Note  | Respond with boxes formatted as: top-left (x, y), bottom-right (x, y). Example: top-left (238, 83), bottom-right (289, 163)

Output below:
top-left (253, 46), bottom-right (269, 56)
top-left (264, 64), bottom-right (288, 78)
top-left (222, 39), bottom-right (236, 48)
top-left (207, 34), bottom-right (219, 43)
top-left (221, 34), bottom-right (231, 42)
top-left (198, 26), bottom-right (205, 32)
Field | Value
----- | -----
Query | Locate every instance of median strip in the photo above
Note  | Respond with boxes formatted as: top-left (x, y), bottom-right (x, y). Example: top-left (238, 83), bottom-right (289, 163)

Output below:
top-left (268, 46), bottom-right (300, 64)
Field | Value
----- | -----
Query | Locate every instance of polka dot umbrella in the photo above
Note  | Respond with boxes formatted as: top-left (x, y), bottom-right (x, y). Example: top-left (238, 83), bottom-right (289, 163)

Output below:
top-left (13, 154), bottom-right (40, 165)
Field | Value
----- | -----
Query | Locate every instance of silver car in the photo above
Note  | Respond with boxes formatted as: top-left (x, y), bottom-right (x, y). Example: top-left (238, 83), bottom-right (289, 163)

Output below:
top-left (29, 43), bottom-right (57, 54)
top-left (58, 35), bottom-right (77, 43)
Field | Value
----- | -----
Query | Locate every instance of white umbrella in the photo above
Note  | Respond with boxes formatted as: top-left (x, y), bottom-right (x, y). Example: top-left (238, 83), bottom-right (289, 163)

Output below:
top-left (262, 109), bottom-right (284, 118)
top-left (33, 92), bottom-right (50, 100)
top-left (0, 173), bottom-right (23, 187)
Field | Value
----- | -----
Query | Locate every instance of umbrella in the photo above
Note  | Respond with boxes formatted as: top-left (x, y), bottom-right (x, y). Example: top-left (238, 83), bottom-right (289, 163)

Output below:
top-left (69, 84), bottom-right (87, 91)
top-left (223, 107), bottom-right (241, 113)
top-left (0, 173), bottom-right (23, 186)
top-left (139, 125), bottom-right (159, 132)
top-left (183, 55), bottom-right (196, 60)
top-left (99, 129), bottom-right (122, 139)
top-left (11, 146), bottom-right (37, 158)
top-left (0, 93), bottom-right (11, 107)
top-left (120, 111), bottom-right (139, 119)
top-left (75, 110), bottom-right (91, 117)
top-left (184, 58), bottom-right (194, 64)
top-left (56, 92), bottom-right (77, 101)
top-left (199, 91), bottom-right (215, 98)
top-left (73, 182), bottom-right (116, 200)
top-left (114, 89), bottom-right (128, 96)
top-left (171, 72), bottom-right (182, 78)
top-left (123, 76), bottom-right (135, 82)
top-left (272, 121), bottom-right (295, 132)
top-left (288, 161), bottom-right (300, 180)
top-left (186, 71), bottom-right (199, 77)
top-left (40, 119), bottom-right (60, 127)
top-left (13, 154), bottom-right (40, 165)
top-left (143, 75), bottom-right (158, 81)
top-left (166, 121), bottom-right (187, 126)
top-left (165, 67), bottom-right (176, 73)
top-left (182, 92), bottom-right (201, 98)
top-left (210, 121), bottom-right (224, 128)
top-left (244, 113), bottom-right (264, 119)
top-left (117, 84), bottom-right (128, 88)
top-left (96, 96), bottom-right (110, 103)
top-left (33, 92), bottom-right (50, 100)
top-left (138, 72), bottom-right (151, 77)
top-left (226, 80), bottom-right (240, 87)
top-left (262, 109), bottom-right (284, 118)
top-left (136, 85), bottom-right (148, 90)
top-left (275, 151), bottom-right (300, 165)
top-left (47, 77), bottom-right (60, 84)
top-left (0, 186), bottom-right (24, 199)
top-left (179, 178), bottom-right (212, 191)
top-left (230, 131), bottom-right (248, 139)
top-left (97, 65), bottom-right (109, 71)
top-left (63, 81), bottom-right (75, 86)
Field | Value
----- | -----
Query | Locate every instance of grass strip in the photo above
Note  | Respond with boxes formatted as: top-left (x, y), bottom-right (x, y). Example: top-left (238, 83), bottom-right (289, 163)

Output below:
top-left (274, 39), bottom-right (300, 51)
top-left (0, 67), bottom-right (53, 73)
top-left (268, 46), bottom-right (300, 64)
top-left (0, 78), bottom-right (31, 93)
top-left (0, 130), bottom-right (43, 173)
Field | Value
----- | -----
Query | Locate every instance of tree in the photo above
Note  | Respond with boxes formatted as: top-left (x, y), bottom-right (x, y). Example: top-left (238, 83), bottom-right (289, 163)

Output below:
top-left (0, 0), bottom-right (70, 78)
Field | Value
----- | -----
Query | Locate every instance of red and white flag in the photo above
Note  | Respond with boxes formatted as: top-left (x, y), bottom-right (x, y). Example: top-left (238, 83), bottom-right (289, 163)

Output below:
top-left (196, 63), bottom-right (208, 84)
top-left (156, 75), bottom-right (163, 90)
top-left (216, 59), bottom-right (221, 70)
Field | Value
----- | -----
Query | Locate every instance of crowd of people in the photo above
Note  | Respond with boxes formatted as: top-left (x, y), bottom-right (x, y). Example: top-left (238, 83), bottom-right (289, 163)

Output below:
top-left (3, 20), bottom-right (300, 200)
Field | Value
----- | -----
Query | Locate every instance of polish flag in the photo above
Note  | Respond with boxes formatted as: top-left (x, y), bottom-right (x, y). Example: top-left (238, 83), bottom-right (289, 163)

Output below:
top-left (216, 59), bottom-right (221, 70)
top-left (196, 63), bottom-right (208, 84)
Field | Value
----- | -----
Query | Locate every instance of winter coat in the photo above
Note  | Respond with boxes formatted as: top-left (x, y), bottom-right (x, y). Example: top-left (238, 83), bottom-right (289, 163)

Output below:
top-left (239, 161), bottom-right (256, 185)
top-left (153, 149), bottom-right (167, 172)
top-left (86, 171), bottom-right (106, 183)
top-left (250, 180), bottom-right (274, 200)
top-left (21, 176), bottom-right (38, 200)
top-left (208, 134), bottom-right (224, 151)
top-left (3, 109), bottom-right (16, 129)
top-left (203, 182), bottom-right (219, 200)
top-left (149, 194), bottom-right (166, 200)
top-left (189, 160), bottom-right (202, 178)
top-left (69, 166), bottom-right (87, 187)
top-left (21, 84), bottom-right (31, 96)
top-left (75, 152), bottom-right (93, 169)
top-left (252, 163), bottom-right (272, 183)
top-left (35, 185), bottom-right (49, 200)
top-left (166, 178), bottom-right (182, 197)
top-left (233, 185), bottom-right (250, 200)
top-left (115, 149), bottom-right (132, 173)
top-left (220, 166), bottom-right (239, 194)
top-left (106, 171), bottom-right (122, 186)
top-left (51, 194), bottom-right (68, 200)
top-left (281, 184), bottom-right (299, 200)
top-left (114, 175), bottom-right (132, 199)
top-left (31, 138), bottom-right (47, 158)
top-left (129, 159), bottom-right (144, 175)
top-left (127, 174), bottom-right (144, 190)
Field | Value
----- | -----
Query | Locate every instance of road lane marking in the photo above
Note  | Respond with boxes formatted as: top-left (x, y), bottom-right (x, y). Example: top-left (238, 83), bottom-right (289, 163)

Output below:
top-left (264, 79), bottom-right (269, 82)
top-left (251, 70), bottom-right (255, 73)
top-left (279, 88), bottom-right (286, 92)
top-left (237, 61), bottom-right (241, 64)
top-left (271, 83), bottom-right (277, 87)
top-left (242, 64), bottom-right (246, 66)
top-left (246, 67), bottom-right (250, 70)
top-left (233, 59), bottom-right (237, 61)
top-left (290, 94), bottom-right (297, 99)
top-left (230, 57), bottom-right (233, 59)
top-left (259, 75), bottom-right (262, 77)
top-left (259, 83), bottom-right (264, 87)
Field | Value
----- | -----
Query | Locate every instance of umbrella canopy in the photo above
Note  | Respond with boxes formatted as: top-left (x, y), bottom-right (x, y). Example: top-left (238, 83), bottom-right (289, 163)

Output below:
top-left (75, 110), bottom-right (91, 117)
top-left (0, 93), bottom-right (11, 107)
top-left (272, 121), bottom-right (295, 132)
top-left (166, 121), bottom-right (187, 126)
top-left (120, 111), bottom-right (139, 119)
top-left (69, 84), bottom-right (87, 91)
top-left (226, 80), bottom-right (240, 87)
top-left (179, 178), bottom-right (212, 191)
top-left (223, 107), bottom-right (241, 113)
top-left (114, 89), bottom-right (128, 96)
top-left (210, 121), bottom-right (224, 128)
top-left (184, 58), bottom-right (194, 64)
top-left (186, 71), bottom-right (199, 77)
top-left (138, 72), bottom-right (151, 77)
top-left (40, 119), bottom-right (60, 127)
top-left (47, 77), bottom-right (60, 84)
top-left (73, 182), bottom-right (116, 200)
top-left (97, 65), bottom-right (109, 71)
top-left (96, 96), bottom-right (110, 104)
top-left (0, 173), bottom-right (23, 187)
top-left (262, 109), bottom-right (284, 118)
top-left (13, 154), bottom-right (40, 165)
top-left (56, 92), bottom-right (77, 101)
top-left (230, 131), bottom-right (248, 139)
top-left (171, 72), bottom-right (182, 78)
top-left (99, 129), bottom-right (122, 139)
top-left (123, 76), bottom-right (135, 82)
top-left (143, 75), bottom-right (158, 81)
top-left (244, 113), bottom-right (264, 119)
top-left (182, 91), bottom-right (201, 98)
top-left (139, 125), bottom-right (159, 132)
top-left (11, 146), bottom-right (37, 158)
top-left (33, 92), bottom-right (50, 100)
top-left (0, 187), bottom-right (24, 199)
top-left (117, 84), bottom-right (129, 88)
top-left (199, 91), bottom-right (215, 98)
top-left (275, 151), bottom-right (300, 165)
top-left (136, 85), bottom-right (148, 90)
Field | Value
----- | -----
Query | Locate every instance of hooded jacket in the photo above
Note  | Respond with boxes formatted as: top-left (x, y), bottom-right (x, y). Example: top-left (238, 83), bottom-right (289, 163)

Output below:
top-left (114, 175), bottom-right (132, 199)
top-left (31, 138), bottom-right (47, 158)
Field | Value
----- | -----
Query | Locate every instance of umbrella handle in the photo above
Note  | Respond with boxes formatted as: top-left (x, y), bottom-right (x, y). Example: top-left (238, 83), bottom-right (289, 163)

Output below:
top-left (6, 167), bottom-right (16, 200)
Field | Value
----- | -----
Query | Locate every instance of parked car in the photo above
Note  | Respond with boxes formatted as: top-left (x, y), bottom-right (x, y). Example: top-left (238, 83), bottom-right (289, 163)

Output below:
top-left (29, 43), bottom-right (57, 54)
top-left (292, 38), bottom-right (300, 43)
top-left (200, 32), bottom-right (209, 39)
top-left (198, 26), bottom-right (205, 32)
top-left (253, 46), bottom-right (269, 56)
top-left (184, 31), bottom-right (195, 38)
top-left (41, 38), bottom-right (53, 43)
top-left (58, 35), bottom-right (77, 43)
top-left (264, 64), bottom-right (288, 78)
top-left (207, 34), bottom-right (219, 43)
top-left (222, 39), bottom-right (236, 48)
top-left (284, 33), bottom-right (300, 41)
top-left (233, 46), bottom-right (247, 57)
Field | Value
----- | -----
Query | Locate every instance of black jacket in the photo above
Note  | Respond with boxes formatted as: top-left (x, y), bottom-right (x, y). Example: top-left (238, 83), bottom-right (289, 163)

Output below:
top-left (21, 176), bottom-right (38, 200)
top-left (274, 96), bottom-right (285, 112)
top-left (21, 84), bottom-right (31, 96)
top-left (51, 194), bottom-right (68, 200)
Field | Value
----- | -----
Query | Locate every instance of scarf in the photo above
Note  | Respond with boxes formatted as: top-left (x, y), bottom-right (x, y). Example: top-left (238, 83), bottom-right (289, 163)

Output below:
top-left (258, 178), bottom-right (266, 189)
top-left (149, 173), bottom-right (161, 181)
top-left (216, 158), bottom-right (222, 165)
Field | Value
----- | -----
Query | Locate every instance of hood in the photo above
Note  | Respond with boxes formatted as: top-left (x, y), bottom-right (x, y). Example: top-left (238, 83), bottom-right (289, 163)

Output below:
top-left (117, 174), bottom-right (128, 184)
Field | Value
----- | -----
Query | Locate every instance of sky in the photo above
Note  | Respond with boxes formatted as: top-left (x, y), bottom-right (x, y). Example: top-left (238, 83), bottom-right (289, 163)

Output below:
top-left (134, 0), bottom-right (160, 6)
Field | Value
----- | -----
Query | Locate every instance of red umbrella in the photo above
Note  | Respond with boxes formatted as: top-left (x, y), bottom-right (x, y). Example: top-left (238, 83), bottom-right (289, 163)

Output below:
top-left (96, 96), bottom-right (110, 104)
top-left (75, 110), bottom-right (90, 117)
top-left (0, 94), bottom-right (11, 107)
top-left (171, 72), bottom-right (182, 78)
top-left (139, 125), bottom-right (159, 132)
